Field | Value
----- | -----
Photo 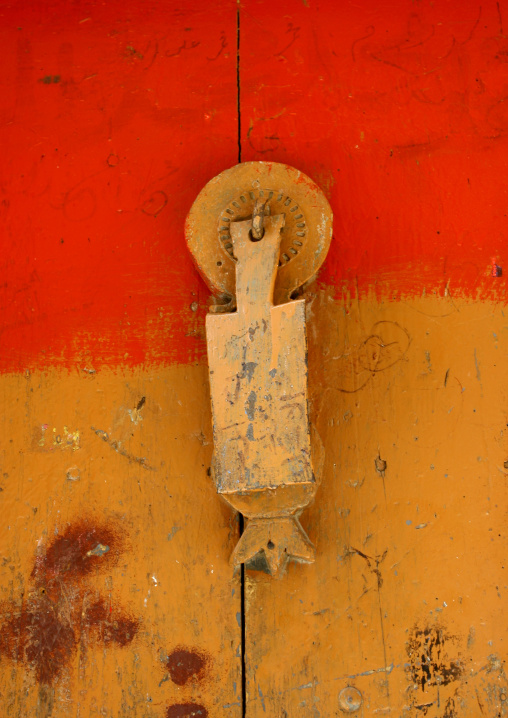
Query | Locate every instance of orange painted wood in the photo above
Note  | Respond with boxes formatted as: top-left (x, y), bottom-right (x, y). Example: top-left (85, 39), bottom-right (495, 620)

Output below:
top-left (0, 366), bottom-right (242, 717)
top-left (243, 293), bottom-right (508, 716)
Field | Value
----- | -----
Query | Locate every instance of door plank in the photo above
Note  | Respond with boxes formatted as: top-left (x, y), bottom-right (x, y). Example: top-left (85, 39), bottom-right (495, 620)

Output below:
top-left (0, 366), bottom-right (243, 717)
top-left (243, 295), bottom-right (508, 716)
top-left (0, 1), bottom-right (242, 715)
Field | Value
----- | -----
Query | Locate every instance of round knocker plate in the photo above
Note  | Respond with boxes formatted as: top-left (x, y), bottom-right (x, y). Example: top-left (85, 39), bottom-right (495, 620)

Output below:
top-left (185, 161), bottom-right (333, 305)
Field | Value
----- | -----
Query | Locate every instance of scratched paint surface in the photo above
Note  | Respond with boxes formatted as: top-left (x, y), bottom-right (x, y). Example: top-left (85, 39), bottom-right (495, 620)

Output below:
top-left (0, 0), bottom-right (237, 372)
top-left (1, 0), bottom-right (507, 373)
top-left (243, 294), bottom-right (508, 717)
top-left (0, 366), bottom-right (242, 717)
top-left (1, 0), bottom-right (508, 716)
top-left (240, 0), bottom-right (508, 302)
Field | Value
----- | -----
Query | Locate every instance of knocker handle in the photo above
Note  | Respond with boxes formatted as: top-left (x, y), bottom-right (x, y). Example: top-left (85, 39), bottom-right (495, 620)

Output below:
top-left (186, 162), bottom-right (332, 576)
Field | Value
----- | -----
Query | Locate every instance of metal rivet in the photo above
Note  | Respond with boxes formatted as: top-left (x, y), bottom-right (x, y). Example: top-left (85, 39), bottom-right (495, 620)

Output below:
top-left (338, 686), bottom-right (363, 713)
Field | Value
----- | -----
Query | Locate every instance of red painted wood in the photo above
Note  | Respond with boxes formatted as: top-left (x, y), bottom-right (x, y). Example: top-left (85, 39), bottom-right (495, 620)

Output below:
top-left (0, 0), bottom-right (237, 371)
top-left (240, 0), bottom-right (508, 301)
top-left (2, 0), bottom-right (507, 372)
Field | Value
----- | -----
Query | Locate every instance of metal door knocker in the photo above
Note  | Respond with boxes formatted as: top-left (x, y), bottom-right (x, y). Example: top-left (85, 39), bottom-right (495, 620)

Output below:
top-left (186, 162), bottom-right (332, 576)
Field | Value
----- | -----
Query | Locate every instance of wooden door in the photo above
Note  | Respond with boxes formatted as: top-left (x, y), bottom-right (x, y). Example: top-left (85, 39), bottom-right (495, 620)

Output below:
top-left (1, 2), bottom-right (507, 717)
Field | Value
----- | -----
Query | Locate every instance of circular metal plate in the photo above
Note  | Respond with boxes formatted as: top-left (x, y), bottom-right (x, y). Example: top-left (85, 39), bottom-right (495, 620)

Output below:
top-left (185, 162), bottom-right (333, 304)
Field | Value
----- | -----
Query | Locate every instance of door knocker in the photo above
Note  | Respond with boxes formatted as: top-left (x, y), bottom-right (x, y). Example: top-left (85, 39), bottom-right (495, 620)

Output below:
top-left (186, 162), bottom-right (332, 576)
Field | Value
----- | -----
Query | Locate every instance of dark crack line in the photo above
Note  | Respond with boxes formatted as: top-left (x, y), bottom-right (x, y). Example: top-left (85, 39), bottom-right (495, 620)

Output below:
top-left (236, 1), bottom-right (242, 163)
top-left (240, 515), bottom-right (246, 718)
top-left (236, 6), bottom-right (246, 717)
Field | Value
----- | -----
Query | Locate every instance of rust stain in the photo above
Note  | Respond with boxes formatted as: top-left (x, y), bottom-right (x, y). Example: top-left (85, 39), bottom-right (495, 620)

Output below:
top-left (166, 647), bottom-right (208, 685)
top-left (33, 518), bottom-right (121, 582)
top-left (165, 704), bottom-right (208, 718)
top-left (0, 594), bottom-right (75, 684)
top-left (0, 519), bottom-right (139, 685)
top-left (85, 597), bottom-right (139, 646)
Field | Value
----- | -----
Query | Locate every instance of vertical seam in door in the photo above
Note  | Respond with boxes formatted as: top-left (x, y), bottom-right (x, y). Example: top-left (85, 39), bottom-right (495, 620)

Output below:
top-left (240, 520), bottom-right (246, 718)
top-left (236, 0), bottom-right (242, 164)
top-left (236, 8), bottom-right (246, 717)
